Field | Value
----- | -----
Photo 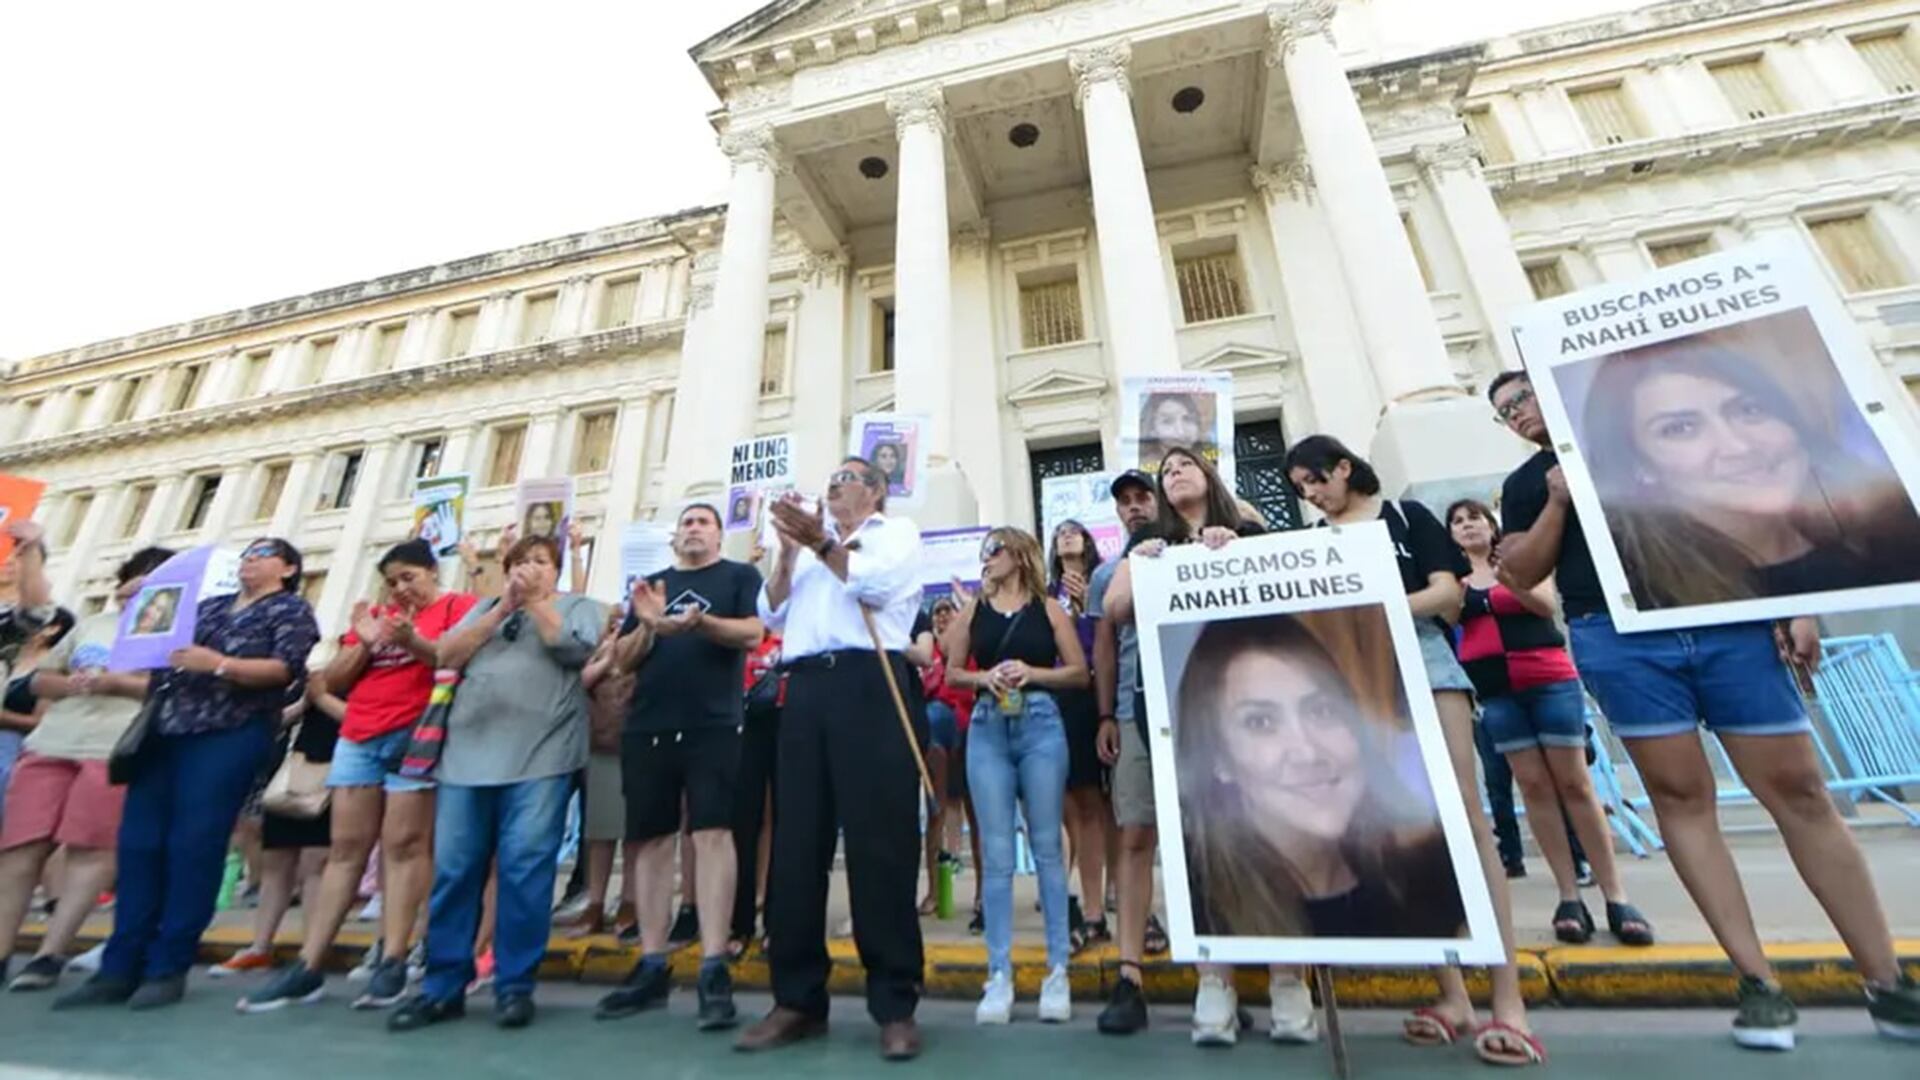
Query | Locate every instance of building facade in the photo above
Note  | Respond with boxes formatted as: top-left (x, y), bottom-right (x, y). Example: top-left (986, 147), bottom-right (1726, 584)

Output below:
top-left (6, 0), bottom-right (1920, 640)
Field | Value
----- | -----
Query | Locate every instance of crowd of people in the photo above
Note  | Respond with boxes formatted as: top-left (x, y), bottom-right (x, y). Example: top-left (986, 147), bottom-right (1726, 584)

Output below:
top-left (0, 383), bottom-right (1916, 1064)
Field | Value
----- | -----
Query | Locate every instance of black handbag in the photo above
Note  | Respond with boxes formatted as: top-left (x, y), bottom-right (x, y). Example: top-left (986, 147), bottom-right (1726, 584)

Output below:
top-left (107, 697), bottom-right (162, 786)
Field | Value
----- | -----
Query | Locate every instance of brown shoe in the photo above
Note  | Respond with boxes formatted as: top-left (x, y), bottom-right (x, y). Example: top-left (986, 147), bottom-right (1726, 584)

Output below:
top-left (879, 1018), bottom-right (922, 1061)
top-left (735, 1006), bottom-right (827, 1052)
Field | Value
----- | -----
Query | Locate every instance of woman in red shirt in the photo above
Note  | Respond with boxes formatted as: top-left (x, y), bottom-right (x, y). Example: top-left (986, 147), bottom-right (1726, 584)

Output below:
top-left (239, 539), bottom-right (478, 1012)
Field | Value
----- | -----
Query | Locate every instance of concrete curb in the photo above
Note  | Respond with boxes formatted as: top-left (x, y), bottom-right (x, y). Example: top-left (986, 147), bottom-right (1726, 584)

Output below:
top-left (23, 924), bottom-right (1916, 1008)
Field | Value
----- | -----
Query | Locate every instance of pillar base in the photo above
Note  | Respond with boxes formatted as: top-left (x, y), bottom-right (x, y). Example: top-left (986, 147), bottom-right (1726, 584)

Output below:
top-left (905, 460), bottom-right (980, 534)
top-left (1368, 395), bottom-right (1530, 509)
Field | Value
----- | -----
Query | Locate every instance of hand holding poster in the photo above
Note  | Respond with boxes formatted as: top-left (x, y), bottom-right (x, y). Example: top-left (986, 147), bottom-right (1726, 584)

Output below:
top-left (618, 522), bottom-right (675, 607)
top-left (411, 474), bottom-right (470, 557)
top-left (726, 434), bottom-right (795, 535)
top-left (848, 414), bottom-right (928, 506)
top-left (109, 545), bottom-right (233, 671)
top-left (918, 527), bottom-right (991, 597)
top-left (516, 477), bottom-right (575, 570)
top-left (1131, 525), bottom-right (1500, 966)
top-left (1510, 237), bottom-right (1920, 631)
top-left (0, 475), bottom-right (48, 565)
top-left (1121, 374), bottom-right (1235, 489)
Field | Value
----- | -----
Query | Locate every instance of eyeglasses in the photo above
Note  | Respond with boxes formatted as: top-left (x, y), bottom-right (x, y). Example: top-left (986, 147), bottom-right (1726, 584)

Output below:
top-left (829, 469), bottom-right (864, 487)
top-left (979, 538), bottom-right (1006, 563)
top-left (1492, 386), bottom-right (1536, 425)
top-left (242, 542), bottom-right (284, 561)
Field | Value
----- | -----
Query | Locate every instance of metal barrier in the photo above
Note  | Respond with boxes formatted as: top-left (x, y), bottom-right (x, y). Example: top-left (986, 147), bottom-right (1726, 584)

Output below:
top-left (1807, 634), bottom-right (1920, 827)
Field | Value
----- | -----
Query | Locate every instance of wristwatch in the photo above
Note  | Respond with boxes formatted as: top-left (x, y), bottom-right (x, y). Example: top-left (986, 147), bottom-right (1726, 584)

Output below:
top-left (814, 536), bottom-right (837, 558)
top-left (214, 659), bottom-right (230, 681)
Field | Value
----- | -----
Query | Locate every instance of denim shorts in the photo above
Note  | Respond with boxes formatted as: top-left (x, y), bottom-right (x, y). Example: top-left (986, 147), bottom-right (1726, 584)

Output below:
top-left (925, 701), bottom-right (959, 752)
top-left (1415, 619), bottom-right (1476, 695)
top-left (1479, 679), bottom-right (1590, 755)
top-left (1566, 613), bottom-right (1811, 741)
top-left (327, 728), bottom-right (434, 793)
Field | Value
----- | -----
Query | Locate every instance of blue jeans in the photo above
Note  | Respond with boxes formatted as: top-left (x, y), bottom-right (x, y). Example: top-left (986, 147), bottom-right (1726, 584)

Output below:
top-left (103, 721), bottom-right (274, 981)
top-left (967, 691), bottom-right (1070, 974)
top-left (421, 775), bottom-right (572, 1001)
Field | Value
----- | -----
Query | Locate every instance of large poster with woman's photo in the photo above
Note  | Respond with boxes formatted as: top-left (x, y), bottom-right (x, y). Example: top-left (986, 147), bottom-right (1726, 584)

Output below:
top-left (847, 413), bottom-right (928, 507)
top-left (1131, 526), bottom-right (1503, 966)
top-left (1511, 237), bottom-right (1920, 632)
top-left (1120, 374), bottom-right (1235, 490)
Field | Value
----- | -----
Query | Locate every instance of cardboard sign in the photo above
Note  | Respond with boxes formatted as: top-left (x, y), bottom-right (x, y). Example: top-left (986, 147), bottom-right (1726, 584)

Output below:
top-left (918, 527), bottom-right (991, 597)
top-left (1039, 472), bottom-right (1127, 565)
top-left (848, 414), bottom-right (928, 507)
top-left (108, 545), bottom-right (235, 671)
top-left (411, 474), bottom-right (470, 557)
top-left (1121, 374), bottom-right (1235, 489)
top-left (728, 433), bottom-right (794, 491)
top-left (0, 475), bottom-right (47, 565)
top-left (618, 522), bottom-right (675, 607)
top-left (516, 477), bottom-right (575, 582)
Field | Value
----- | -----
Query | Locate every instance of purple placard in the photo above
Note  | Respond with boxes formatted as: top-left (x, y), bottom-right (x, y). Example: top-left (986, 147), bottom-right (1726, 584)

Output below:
top-left (108, 546), bottom-right (215, 671)
top-left (918, 527), bottom-right (990, 597)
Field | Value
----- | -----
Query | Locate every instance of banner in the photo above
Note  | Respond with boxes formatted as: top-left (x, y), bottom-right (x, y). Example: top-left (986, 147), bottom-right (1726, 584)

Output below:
top-left (516, 477), bottom-right (575, 580)
top-left (848, 414), bottom-right (928, 507)
top-left (1039, 472), bottom-right (1126, 565)
top-left (1511, 237), bottom-right (1920, 631)
top-left (108, 545), bottom-right (236, 671)
top-left (725, 434), bottom-right (795, 536)
top-left (410, 474), bottom-right (469, 557)
top-left (1120, 373), bottom-right (1235, 489)
top-left (919, 527), bottom-right (991, 597)
top-left (1132, 525), bottom-right (1501, 966)
top-left (618, 522), bottom-right (675, 607)
top-left (0, 474), bottom-right (47, 565)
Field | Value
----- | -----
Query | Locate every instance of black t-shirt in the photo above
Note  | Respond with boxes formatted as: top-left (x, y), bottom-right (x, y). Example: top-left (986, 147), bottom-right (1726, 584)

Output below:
top-left (1378, 500), bottom-right (1468, 596)
top-left (625, 559), bottom-right (764, 735)
top-left (1500, 450), bottom-right (1606, 618)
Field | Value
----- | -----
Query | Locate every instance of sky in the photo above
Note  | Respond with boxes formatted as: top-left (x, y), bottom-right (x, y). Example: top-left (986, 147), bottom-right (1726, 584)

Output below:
top-left (0, 0), bottom-right (1648, 362)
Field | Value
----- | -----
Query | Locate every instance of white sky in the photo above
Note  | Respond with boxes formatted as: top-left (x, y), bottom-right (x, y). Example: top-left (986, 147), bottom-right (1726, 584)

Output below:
top-left (0, 0), bottom-right (1647, 362)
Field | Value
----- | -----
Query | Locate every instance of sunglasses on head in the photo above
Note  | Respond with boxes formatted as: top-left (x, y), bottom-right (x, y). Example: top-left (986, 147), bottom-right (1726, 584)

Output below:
top-left (1492, 386), bottom-right (1535, 424)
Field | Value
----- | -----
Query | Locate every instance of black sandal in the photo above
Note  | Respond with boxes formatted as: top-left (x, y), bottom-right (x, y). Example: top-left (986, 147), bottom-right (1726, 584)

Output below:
top-left (1606, 901), bottom-right (1655, 947)
top-left (967, 907), bottom-right (984, 935)
top-left (1552, 899), bottom-right (1594, 944)
top-left (1084, 918), bottom-right (1112, 947)
top-left (1144, 914), bottom-right (1170, 956)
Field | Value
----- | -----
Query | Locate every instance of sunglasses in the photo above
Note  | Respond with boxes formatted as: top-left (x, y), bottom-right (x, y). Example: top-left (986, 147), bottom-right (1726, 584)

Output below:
top-left (829, 469), bottom-right (865, 487)
top-left (242, 542), bottom-right (287, 561)
top-left (979, 537), bottom-right (1006, 563)
top-left (1492, 386), bottom-right (1535, 424)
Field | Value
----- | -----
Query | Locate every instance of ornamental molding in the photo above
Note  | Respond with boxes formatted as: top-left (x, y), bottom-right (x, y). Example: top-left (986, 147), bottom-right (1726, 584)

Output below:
top-left (800, 248), bottom-right (850, 288)
top-left (719, 125), bottom-right (790, 175)
top-left (1265, 0), bottom-right (1337, 66)
top-left (1249, 158), bottom-right (1316, 204)
top-left (688, 284), bottom-right (717, 312)
top-left (1414, 138), bottom-right (1482, 179)
top-left (885, 84), bottom-right (948, 138)
top-left (953, 220), bottom-right (992, 259)
top-left (1068, 41), bottom-right (1132, 109)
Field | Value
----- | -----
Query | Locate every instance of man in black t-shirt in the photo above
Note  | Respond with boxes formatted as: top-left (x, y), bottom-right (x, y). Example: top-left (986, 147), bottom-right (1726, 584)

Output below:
top-left (597, 504), bottom-right (764, 1030)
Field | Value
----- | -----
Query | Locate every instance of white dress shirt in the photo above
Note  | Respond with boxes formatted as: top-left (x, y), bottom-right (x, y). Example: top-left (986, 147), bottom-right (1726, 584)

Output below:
top-left (757, 512), bottom-right (924, 660)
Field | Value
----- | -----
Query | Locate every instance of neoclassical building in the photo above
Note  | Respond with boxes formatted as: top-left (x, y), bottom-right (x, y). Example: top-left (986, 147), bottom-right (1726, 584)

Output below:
top-left (7, 0), bottom-right (1920, 640)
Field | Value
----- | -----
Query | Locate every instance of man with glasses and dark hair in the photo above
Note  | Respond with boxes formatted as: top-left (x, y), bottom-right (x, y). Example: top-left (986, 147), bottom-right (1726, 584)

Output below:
top-left (736, 457), bottom-right (928, 1061)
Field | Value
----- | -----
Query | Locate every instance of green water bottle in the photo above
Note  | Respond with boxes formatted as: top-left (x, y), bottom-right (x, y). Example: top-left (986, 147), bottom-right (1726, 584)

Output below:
top-left (937, 859), bottom-right (956, 920)
top-left (216, 850), bottom-right (243, 911)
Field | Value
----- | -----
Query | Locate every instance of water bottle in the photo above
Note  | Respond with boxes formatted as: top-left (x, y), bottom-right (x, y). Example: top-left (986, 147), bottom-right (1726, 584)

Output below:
top-left (216, 850), bottom-right (243, 911)
top-left (937, 859), bottom-right (956, 920)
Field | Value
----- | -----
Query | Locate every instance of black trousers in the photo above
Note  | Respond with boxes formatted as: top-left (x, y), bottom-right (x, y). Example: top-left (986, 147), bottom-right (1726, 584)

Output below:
top-left (768, 651), bottom-right (926, 1024)
top-left (731, 702), bottom-right (780, 940)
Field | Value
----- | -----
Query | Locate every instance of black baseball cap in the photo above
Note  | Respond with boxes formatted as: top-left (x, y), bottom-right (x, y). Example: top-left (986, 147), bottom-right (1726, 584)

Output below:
top-left (1110, 470), bottom-right (1154, 497)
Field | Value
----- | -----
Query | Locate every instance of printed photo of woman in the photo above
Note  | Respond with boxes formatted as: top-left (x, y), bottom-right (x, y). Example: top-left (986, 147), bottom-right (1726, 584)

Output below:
top-left (871, 440), bottom-right (908, 497)
top-left (521, 500), bottom-right (562, 541)
top-left (1138, 391), bottom-right (1217, 468)
top-left (130, 585), bottom-right (183, 636)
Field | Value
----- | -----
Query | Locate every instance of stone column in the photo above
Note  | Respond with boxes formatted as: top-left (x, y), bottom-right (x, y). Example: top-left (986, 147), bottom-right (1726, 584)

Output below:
top-left (1582, 235), bottom-right (1651, 281)
top-left (887, 84), bottom-right (957, 458)
top-left (585, 392), bottom-right (659, 599)
top-left (1416, 138), bottom-right (1536, 371)
top-left (50, 482), bottom-right (120, 601)
top-left (474, 292), bottom-right (515, 354)
top-left (196, 465), bottom-right (246, 545)
top-left (947, 222), bottom-right (1009, 521)
top-left (1644, 55), bottom-right (1724, 132)
top-left (1070, 41), bottom-right (1182, 382)
top-left (134, 474), bottom-right (186, 546)
top-left (792, 251), bottom-right (852, 487)
top-left (553, 274), bottom-right (593, 339)
top-left (1270, 1), bottom-right (1457, 405)
top-left (268, 456), bottom-right (320, 540)
top-left (330, 322), bottom-right (370, 381)
top-left (519, 410), bottom-right (565, 482)
top-left (663, 126), bottom-right (784, 501)
top-left (397, 307), bottom-right (440, 369)
top-left (1786, 27), bottom-right (1883, 105)
top-left (313, 439), bottom-right (397, 636)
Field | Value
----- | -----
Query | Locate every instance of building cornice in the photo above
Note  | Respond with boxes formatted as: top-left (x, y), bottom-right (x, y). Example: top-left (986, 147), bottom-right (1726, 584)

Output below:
top-left (1481, 0), bottom-right (1822, 69)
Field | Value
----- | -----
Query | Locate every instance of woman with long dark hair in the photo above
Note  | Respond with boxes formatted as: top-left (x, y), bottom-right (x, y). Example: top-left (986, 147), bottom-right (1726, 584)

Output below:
top-left (1048, 520), bottom-right (1113, 948)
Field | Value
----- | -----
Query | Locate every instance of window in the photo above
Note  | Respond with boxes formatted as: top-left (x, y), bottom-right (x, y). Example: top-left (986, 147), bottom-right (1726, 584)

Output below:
top-left (120, 483), bottom-right (155, 539)
top-left (1018, 276), bottom-right (1085, 347)
top-left (70, 386), bottom-right (96, 428)
top-left (59, 493), bottom-right (93, 546)
top-left (15, 397), bottom-right (42, 437)
top-left (598, 276), bottom-right (639, 329)
top-left (1525, 259), bottom-right (1571, 300)
top-left (82, 595), bottom-right (108, 615)
top-left (411, 436), bottom-right (446, 480)
top-left (1402, 214), bottom-right (1436, 290)
top-left (1174, 250), bottom-right (1249, 324)
top-left (180, 475), bottom-right (221, 531)
top-left (869, 300), bottom-right (896, 373)
top-left (486, 423), bottom-right (527, 487)
top-left (1710, 58), bottom-right (1786, 121)
top-left (254, 462), bottom-right (290, 521)
top-left (315, 449), bottom-right (365, 511)
top-left (759, 327), bottom-right (790, 396)
top-left (113, 376), bottom-right (146, 423)
top-left (1568, 84), bottom-right (1642, 146)
top-left (572, 410), bottom-right (617, 474)
top-left (1465, 108), bottom-right (1514, 165)
top-left (520, 293), bottom-right (558, 344)
top-left (369, 323), bottom-right (406, 373)
top-left (302, 338), bottom-right (336, 386)
top-left (238, 351), bottom-right (271, 397)
top-left (1647, 236), bottom-right (1715, 268)
top-left (299, 571), bottom-right (328, 606)
top-left (1856, 32), bottom-right (1920, 95)
top-left (443, 308), bottom-right (479, 358)
top-left (1807, 214), bottom-right (1910, 292)
top-left (169, 363), bottom-right (206, 412)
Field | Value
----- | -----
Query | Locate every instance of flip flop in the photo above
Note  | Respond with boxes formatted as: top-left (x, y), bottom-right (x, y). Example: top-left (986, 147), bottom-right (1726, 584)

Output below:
top-left (1473, 1021), bottom-right (1547, 1066)
top-left (1606, 901), bottom-right (1656, 947)
top-left (1402, 1006), bottom-right (1465, 1047)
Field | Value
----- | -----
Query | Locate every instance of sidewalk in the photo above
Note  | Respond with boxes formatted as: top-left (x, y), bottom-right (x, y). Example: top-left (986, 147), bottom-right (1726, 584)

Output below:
top-left (19, 810), bottom-right (1918, 1008)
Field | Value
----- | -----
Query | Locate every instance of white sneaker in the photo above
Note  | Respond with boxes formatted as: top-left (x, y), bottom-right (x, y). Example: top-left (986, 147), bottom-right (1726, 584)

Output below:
top-left (1192, 973), bottom-right (1240, 1046)
top-left (65, 943), bottom-right (105, 973)
top-left (1268, 971), bottom-right (1319, 1044)
top-left (1039, 965), bottom-right (1072, 1023)
top-left (405, 940), bottom-right (426, 983)
top-left (355, 895), bottom-right (384, 923)
top-left (347, 940), bottom-right (385, 984)
top-left (976, 970), bottom-right (1015, 1025)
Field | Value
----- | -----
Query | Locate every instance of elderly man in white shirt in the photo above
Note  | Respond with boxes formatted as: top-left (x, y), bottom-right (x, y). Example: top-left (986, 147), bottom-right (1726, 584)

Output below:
top-left (736, 456), bottom-right (928, 1062)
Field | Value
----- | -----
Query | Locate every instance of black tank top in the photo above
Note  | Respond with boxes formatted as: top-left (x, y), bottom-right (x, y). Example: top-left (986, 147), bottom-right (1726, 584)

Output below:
top-left (969, 597), bottom-right (1058, 670)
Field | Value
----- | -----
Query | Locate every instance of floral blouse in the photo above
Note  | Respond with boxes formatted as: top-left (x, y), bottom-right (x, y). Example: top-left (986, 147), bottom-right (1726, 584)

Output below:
top-left (153, 591), bottom-right (320, 736)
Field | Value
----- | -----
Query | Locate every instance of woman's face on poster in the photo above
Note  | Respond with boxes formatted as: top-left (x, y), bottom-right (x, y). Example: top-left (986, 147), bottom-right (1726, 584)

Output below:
top-left (873, 443), bottom-right (902, 477)
top-left (1147, 397), bottom-right (1203, 446)
top-left (525, 503), bottom-right (558, 538)
top-left (136, 591), bottom-right (176, 633)
top-left (1215, 648), bottom-right (1365, 843)
top-left (1628, 370), bottom-right (1810, 518)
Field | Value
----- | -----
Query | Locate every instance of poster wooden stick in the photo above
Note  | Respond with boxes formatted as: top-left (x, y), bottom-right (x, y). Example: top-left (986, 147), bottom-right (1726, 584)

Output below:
top-left (1313, 965), bottom-right (1351, 1080)
top-left (860, 605), bottom-right (937, 800)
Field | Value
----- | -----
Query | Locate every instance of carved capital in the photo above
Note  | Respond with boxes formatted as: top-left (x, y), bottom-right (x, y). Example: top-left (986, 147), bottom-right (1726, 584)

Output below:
top-left (719, 125), bottom-right (789, 175)
top-left (1785, 25), bottom-right (1832, 44)
top-left (886, 84), bottom-right (948, 139)
top-left (567, 273), bottom-right (591, 288)
top-left (953, 220), bottom-right (992, 258)
top-left (800, 249), bottom-right (849, 288)
top-left (1414, 138), bottom-right (1482, 179)
top-left (1068, 41), bottom-right (1132, 109)
top-left (1643, 53), bottom-right (1688, 71)
top-left (688, 284), bottom-right (716, 312)
top-left (1250, 157), bottom-right (1315, 203)
top-left (1265, 0), bottom-right (1338, 67)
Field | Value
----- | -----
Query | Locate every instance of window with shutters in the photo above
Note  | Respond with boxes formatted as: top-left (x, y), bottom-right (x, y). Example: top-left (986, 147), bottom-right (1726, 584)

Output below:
top-left (169, 363), bottom-right (206, 412)
top-left (1568, 84), bottom-right (1642, 146)
top-left (302, 338), bottom-right (336, 386)
top-left (16, 397), bottom-right (43, 437)
top-left (1018, 276), bottom-right (1085, 347)
top-left (1402, 214), bottom-right (1436, 291)
top-left (1855, 32), bottom-right (1920, 95)
top-left (1807, 214), bottom-right (1910, 292)
top-left (520, 292), bottom-right (558, 344)
top-left (180, 475), bottom-right (221, 531)
top-left (315, 449), bottom-right (365, 511)
top-left (760, 326), bottom-right (790, 396)
top-left (113, 376), bottom-right (146, 423)
top-left (572, 410), bottom-right (617, 474)
top-left (410, 437), bottom-right (445, 481)
top-left (59, 493), bottom-right (93, 546)
top-left (486, 423), bottom-right (527, 487)
top-left (238, 351), bottom-right (271, 397)
top-left (120, 483), bottom-right (155, 539)
top-left (299, 571), bottom-right (328, 606)
top-left (1173, 249), bottom-right (1249, 324)
top-left (254, 462), bottom-right (290, 521)
top-left (443, 308), bottom-right (479, 359)
top-left (1710, 58), bottom-right (1786, 121)
top-left (1646, 236), bottom-right (1715, 268)
top-left (870, 299), bottom-right (896, 373)
top-left (369, 323), bottom-right (406, 373)
top-left (599, 276), bottom-right (639, 329)
top-left (1525, 259), bottom-right (1571, 300)
top-left (1465, 108), bottom-right (1514, 165)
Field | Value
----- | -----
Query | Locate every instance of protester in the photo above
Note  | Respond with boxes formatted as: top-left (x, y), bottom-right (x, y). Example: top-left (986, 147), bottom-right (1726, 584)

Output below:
top-left (1446, 499), bottom-right (1652, 947)
top-left (564, 608), bottom-right (636, 940)
top-left (1, 521), bottom-right (57, 678)
top-left (731, 626), bottom-right (783, 955)
top-left (2, 612), bottom-right (76, 821)
top-left (0, 547), bottom-right (172, 991)
top-left (388, 534), bottom-right (601, 1033)
top-left (914, 597), bottom-right (972, 919)
top-left (737, 459), bottom-right (926, 1061)
top-left (596, 503), bottom-right (763, 1029)
top-left (1489, 371), bottom-right (1920, 1049)
top-left (942, 526), bottom-right (1087, 1024)
top-left (55, 538), bottom-right (319, 1012)
top-left (1048, 520), bottom-right (1113, 950)
top-left (239, 540), bottom-right (476, 1012)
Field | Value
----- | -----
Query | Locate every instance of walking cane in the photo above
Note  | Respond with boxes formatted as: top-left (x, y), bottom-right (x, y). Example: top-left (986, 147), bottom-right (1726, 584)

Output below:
top-left (860, 606), bottom-right (937, 801)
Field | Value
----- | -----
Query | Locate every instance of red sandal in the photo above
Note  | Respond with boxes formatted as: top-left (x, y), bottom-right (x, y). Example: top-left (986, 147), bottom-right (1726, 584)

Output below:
top-left (1474, 1021), bottom-right (1547, 1066)
top-left (1402, 1006), bottom-right (1465, 1046)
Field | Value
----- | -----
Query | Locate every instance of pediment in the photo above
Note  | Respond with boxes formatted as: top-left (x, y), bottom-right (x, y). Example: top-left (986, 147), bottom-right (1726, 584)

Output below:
top-left (694, 0), bottom-right (1098, 74)
top-left (1005, 369), bottom-right (1109, 406)
top-left (696, 1), bottom-right (914, 60)
top-left (1189, 343), bottom-right (1291, 373)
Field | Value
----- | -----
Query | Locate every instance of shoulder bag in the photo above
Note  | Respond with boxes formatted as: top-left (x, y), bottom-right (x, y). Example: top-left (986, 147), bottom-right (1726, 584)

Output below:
top-left (106, 696), bottom-right (162, 787)
top-left (261, 722), bottom-right (332, 819)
